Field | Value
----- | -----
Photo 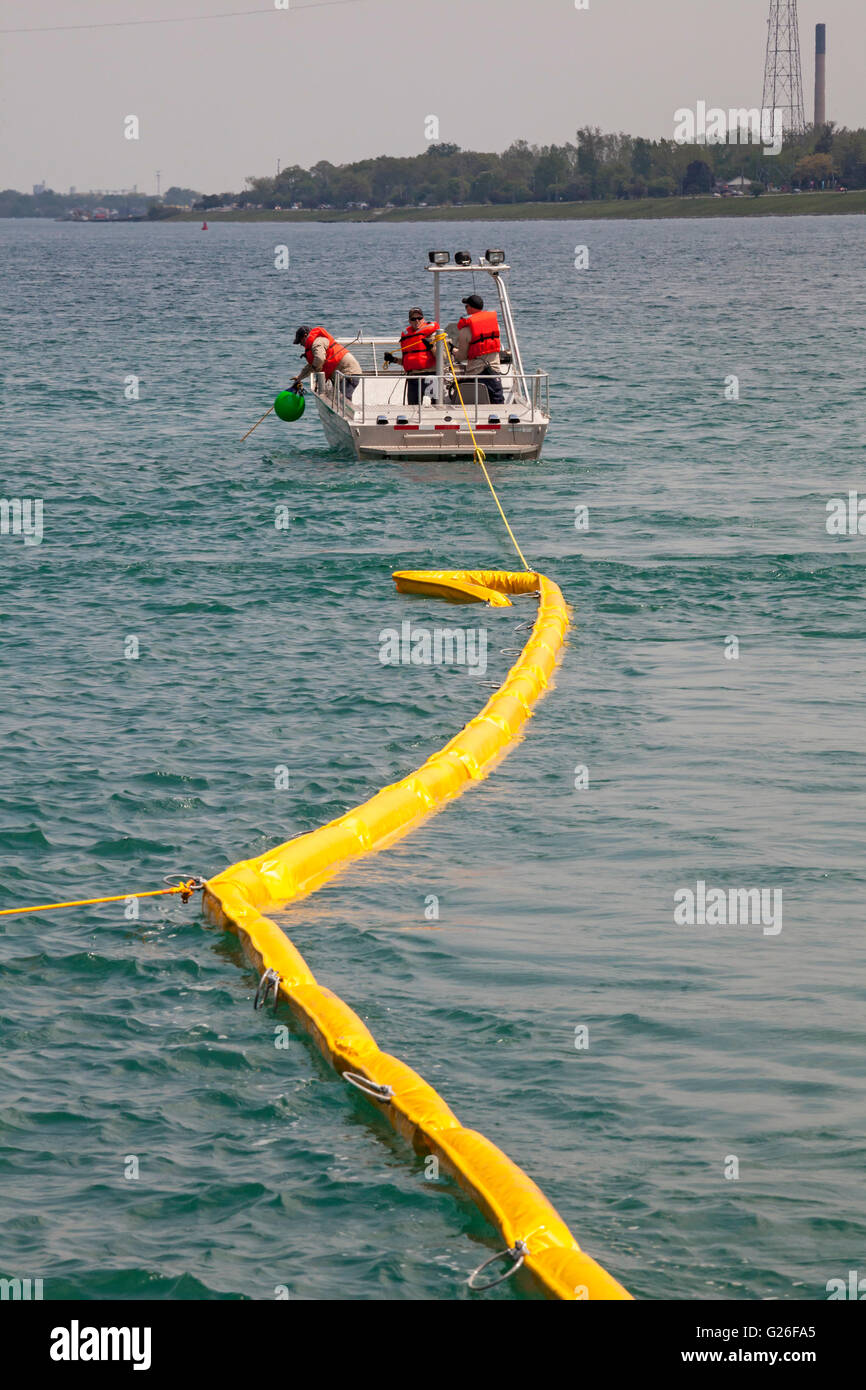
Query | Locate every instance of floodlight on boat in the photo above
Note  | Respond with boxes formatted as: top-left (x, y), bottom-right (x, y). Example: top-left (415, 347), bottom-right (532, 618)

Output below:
top-left (454, 251), bottom-right (472, 266)
top-left (484, 249), bottom-right (505, 265)
top-left (428, 250), bottom-right (450, 265)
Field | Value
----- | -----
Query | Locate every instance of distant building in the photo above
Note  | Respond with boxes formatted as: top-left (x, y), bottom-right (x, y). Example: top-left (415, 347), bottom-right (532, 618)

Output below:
top-left (33, 181), bottom-right (47, 196)
top-left (715, 175), bottom-right (751, 198)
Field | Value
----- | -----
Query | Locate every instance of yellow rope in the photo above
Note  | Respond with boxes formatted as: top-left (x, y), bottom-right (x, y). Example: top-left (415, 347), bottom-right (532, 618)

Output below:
top-left (436, 333), bottom-right (532, 572)
top-left (0, 882), bottom-right (200, 917)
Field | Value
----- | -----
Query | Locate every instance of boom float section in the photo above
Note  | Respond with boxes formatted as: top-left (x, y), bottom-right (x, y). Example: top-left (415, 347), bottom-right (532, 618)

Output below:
top-left (203, 569), bottom-right (631, 1301)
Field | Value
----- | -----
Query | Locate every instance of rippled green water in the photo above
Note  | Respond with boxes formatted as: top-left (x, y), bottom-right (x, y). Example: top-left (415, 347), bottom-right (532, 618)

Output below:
top-left (1, 217), bottom-right (864, 1301)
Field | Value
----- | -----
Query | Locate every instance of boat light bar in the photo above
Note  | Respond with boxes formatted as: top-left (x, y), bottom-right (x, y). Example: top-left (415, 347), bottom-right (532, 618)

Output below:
top-left (428, 250), bottom-right (450, 265)
top-left (454, 250), bottom-right (472, 265)
top-left (484, 248), bottom-right (506, 265)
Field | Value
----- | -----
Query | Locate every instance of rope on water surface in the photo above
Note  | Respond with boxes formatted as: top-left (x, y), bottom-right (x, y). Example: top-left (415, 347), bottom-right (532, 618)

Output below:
top-left (0, 876), bottom-right (206, 917)
top-left (436, 332), bottom-right (532, 572)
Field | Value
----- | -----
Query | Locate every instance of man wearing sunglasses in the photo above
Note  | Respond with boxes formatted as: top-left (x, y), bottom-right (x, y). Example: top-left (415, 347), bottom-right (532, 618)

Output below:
top-left (384, 307), bottom-right (440, 405)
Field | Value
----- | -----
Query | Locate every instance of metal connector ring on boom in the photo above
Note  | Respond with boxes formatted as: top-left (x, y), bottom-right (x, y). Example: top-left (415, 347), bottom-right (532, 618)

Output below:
top-left (343, 1072), bottom-right (394, 1103)
top-left (467, 1240), bottom-right (528, 1291)
top-left (254, 967), bottom-right (281, 1010)
top-left (162, 874), bottom-right (206, 902)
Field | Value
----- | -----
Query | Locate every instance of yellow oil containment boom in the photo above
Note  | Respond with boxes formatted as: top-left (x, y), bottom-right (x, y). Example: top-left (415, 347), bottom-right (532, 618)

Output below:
top-left (204, 569), bottom-right (631, 1300)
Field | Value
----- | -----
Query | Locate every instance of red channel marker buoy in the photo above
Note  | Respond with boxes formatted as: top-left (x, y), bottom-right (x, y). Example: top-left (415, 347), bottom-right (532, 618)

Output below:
top-left (201, 221), bottom-right (208, 231)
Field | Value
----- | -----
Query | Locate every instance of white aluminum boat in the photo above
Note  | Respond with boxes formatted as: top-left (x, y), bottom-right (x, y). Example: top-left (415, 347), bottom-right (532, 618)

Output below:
top-left (307, 251), bottom-right (549, 461)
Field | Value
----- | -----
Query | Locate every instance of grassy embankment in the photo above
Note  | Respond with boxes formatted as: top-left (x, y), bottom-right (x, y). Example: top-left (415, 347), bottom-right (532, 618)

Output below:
top-left (173, 189), bottom-right (866, 223)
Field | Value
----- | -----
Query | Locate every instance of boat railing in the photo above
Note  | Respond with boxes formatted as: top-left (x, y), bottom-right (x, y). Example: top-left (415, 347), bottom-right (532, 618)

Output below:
top-left (314, 336), bottom-right (399, 378)
top-left (317, 367), bottom-right (549, 425)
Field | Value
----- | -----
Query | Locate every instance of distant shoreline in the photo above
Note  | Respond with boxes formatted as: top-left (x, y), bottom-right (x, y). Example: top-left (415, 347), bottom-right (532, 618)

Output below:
top-left (166, 190), bottom-right (865, 223)
top-left (4, 189), bottom-right (862, 227)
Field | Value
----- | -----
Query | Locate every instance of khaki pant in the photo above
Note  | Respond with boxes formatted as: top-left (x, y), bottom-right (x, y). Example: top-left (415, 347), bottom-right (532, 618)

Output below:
top-left (462, 353), bottom-right (501, 377)
top-left (325, 352), bottom-right (362, 402)
top-left (335, 351), bottom-right (361, 379)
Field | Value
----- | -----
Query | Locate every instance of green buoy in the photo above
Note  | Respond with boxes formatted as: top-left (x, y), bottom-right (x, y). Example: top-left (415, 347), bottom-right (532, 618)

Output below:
top-left (274, 389), bottom-right (305, 423)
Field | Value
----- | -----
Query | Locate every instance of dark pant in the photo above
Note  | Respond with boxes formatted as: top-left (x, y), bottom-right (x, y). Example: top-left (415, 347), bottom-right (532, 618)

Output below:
top-left (406, 374), bottom-right (426, 405)
top-left (479, 370), bottom-right (504, 406)
top-left (342, 374), bottom-right (360, 400)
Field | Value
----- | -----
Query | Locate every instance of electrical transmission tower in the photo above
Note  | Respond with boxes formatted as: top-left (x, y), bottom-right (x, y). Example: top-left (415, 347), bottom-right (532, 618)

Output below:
top-left (762, 0), bottom-right (806, 136)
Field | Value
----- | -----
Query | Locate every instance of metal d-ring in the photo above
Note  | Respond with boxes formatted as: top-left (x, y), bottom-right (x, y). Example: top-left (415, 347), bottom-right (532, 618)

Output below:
top-left (343, 1071), bottom-right (394, 1103)
top-left (162, 874), bottom-right (206, 903)
top-left (254, 967), bottom-right (281, 1010)
top-left (467, 1240), bottom-right (528, 1292)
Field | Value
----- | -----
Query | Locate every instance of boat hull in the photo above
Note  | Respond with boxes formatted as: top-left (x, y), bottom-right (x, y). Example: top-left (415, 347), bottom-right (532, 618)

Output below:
top-left (313, 394), bottom-right (546, 461)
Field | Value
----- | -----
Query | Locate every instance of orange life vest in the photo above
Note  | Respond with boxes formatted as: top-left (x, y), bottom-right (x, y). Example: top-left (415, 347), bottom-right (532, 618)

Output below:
top-left (304, 326), bottom-right (349, 381)
top-left (458, 309), bottom-right (501, 360)
top-left (399, 319), bottom-right (439, 373)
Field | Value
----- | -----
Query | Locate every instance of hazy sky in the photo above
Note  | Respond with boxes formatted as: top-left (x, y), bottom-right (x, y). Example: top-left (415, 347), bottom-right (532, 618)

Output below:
top-left (0, 0), bottom-right (861, 194)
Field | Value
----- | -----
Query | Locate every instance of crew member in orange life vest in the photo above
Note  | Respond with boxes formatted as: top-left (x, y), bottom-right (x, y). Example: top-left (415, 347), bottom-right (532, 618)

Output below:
top-left (384, 307), bottom-right (440, 405)
top-left (291, 325), bottom-right (362, 399)
top-left (454, 293), bottom-right (505, 405)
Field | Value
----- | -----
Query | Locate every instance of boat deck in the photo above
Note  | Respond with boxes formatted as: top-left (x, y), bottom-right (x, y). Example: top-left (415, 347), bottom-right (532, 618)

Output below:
top-left (309, 337), bottom-right (549, 461)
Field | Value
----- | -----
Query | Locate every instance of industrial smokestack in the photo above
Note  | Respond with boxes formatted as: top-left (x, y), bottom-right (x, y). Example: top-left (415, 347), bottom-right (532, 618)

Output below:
top-left (815, 23), bottom-right (827, 127)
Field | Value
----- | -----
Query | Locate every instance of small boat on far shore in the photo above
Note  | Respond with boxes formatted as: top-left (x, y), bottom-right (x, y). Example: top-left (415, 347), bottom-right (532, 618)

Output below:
top-left (57, 208), bottom-right (145, 223)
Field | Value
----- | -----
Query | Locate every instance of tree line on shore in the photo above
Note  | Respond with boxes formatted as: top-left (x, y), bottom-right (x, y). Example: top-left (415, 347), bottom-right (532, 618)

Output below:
top-left (223, 125), bottom-right (863, 210)
top-left (4, 125), bottom-right (865, 218)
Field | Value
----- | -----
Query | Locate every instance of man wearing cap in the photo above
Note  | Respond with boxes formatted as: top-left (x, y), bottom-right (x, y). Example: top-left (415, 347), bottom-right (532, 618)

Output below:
top-left (290, 325), bottom-right (362, 401)
top-left (454, 293), bottom-right (505, 406)
top-left (383, 307), bottom-right (440, 405)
